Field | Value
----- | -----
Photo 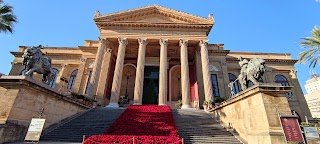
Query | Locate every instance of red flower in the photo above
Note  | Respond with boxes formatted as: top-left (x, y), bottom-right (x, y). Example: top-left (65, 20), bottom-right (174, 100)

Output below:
top-left (84, 105), bottom-right (182, 144)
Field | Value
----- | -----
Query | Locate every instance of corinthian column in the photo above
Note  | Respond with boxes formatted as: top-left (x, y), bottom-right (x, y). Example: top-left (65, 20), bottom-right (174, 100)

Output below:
top-left (159, 39), bottom-right (168, 105)
top-left (107, 38), bottom-right (128, 107)
top-left (88, 38), bottom-right (107, 97)
top-left (180, 40), bottom-right (191, 108)
top-left (133, 38), bottom-right (148, 105)
top-left (199, 40), bottom-right (214, 102)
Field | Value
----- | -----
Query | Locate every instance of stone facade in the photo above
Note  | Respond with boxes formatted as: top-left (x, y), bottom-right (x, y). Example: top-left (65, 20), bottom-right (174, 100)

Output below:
top-left (8, 5), bottom-right (310, 120)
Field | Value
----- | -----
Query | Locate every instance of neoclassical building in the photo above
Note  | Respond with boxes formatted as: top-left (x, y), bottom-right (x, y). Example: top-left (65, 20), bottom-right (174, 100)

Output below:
top-left (9, 5), bottom-right (310, 118)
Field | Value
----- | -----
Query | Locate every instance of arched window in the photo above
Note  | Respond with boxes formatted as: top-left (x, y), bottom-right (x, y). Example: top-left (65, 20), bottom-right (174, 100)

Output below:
top-left (85, 71), bottom-right (92, 94)
top-left (211, 74), bottom-right (220, 97)
top-left (49, 68), bottom-right (59, 88)
top-left (67, 69), bottom-right (78, 90)
top-left (228, 73), bottom-right (240, 94)
top-left (275, 75), bottom-right (293, 98)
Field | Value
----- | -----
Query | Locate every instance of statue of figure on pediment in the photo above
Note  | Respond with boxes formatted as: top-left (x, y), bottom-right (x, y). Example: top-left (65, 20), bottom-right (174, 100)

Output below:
top-left (94, 10), bottom-right (101, 18)
top-left (22, 45), bottom-right (55, 85)
top-left (208, 14), bottom-right (214, 21)
top-left (233, 57), bottom-right (266, 91)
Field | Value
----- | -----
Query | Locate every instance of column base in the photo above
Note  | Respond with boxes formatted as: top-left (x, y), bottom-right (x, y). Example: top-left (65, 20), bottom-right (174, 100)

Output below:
top-left (159, 103), bottom-right (167, 106)
top-left (106, 102), bottom-right (119, 108)
top-left (133, 103), bottom-right (142, 105)
top-left (181, 105), bottom-right (192, 109)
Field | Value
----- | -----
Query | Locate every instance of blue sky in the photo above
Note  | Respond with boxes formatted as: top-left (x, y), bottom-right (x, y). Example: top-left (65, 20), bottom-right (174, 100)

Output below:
top-left (0, 0), bottom-right (319, 94)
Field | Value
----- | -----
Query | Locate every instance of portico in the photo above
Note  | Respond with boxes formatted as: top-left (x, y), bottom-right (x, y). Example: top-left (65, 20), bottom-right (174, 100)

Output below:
top-left (91, 37), bottom-right (214, 108)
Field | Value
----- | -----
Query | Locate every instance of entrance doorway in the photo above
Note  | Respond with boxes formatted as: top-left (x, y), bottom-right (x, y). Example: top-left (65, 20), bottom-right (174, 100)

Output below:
top-left (142, 66), bottom-right (159, 104)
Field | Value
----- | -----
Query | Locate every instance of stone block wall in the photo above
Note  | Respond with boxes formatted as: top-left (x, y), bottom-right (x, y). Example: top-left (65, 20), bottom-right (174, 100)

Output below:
top-left (212, 84), bottom-right (293, 144)
top-left (0, 76), bottom-right (89, 143)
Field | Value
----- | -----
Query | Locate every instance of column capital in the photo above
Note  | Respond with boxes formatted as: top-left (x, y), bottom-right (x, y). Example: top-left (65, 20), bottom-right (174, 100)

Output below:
top-left (179, 39), bottom-right (188, 47)
top-left (105, 48), bottom-right (112, 53)
top-left (199, 40), bottom-right (209, 47)
top-left (159, 38), bottom-right (169, 46)
top-left (80, 57), bottom-right (87, 63)
top-left (138, 38), bottom-right (148, 45)
top-left (118, 37), bottom-right (128, 45)
top-left (61, 63), bottom-right (68, 68)
top-left (98, 37), bottom-right (108, 45)
top-left (290, 69), bottom-right (298, 78)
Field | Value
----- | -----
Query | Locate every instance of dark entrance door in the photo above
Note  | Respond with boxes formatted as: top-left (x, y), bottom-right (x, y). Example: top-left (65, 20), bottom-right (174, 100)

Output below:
top-left (142, 66), bottom-right (159, 104)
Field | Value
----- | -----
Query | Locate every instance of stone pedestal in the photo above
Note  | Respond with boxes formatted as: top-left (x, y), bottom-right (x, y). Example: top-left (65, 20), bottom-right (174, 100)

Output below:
top-left (0, 76), bottom-right (88, 143)
top-left (212, 84), bottom-right (293, 144)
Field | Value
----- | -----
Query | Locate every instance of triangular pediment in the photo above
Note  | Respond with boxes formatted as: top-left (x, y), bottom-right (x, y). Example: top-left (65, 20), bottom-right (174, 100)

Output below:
top-left (94, 5), bottom-right (214, 25)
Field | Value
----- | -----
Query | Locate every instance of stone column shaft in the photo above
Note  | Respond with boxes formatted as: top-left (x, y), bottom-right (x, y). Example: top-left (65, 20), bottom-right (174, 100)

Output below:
top-left (180, 40), bottom-right (191, 108)
top-left (56, 64), bottom-right (68, 93)
top-left (221, 61), bottom-right (230, 98)
top-left (199, 40), bottom-right (214, 101)
top-left (159, 39), bottom-right (168, 105)
top-left (107, 38), bottom-right (128, 107)
top-left (96, 48), bottom-right (112, 106)
top-left (133, 38), bottom-right (147, 105)
top-left (73, 57), bottom-right (87, 93)
top-left (88, 38), bottom-right (107, 97)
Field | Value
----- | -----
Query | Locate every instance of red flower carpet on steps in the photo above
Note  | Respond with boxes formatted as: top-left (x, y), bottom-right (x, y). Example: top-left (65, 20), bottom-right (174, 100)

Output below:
top-left (84, 105), bottom-right (182, 144)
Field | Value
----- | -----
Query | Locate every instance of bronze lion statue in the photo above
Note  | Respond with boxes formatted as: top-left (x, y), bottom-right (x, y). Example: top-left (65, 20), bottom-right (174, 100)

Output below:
top-left (22, 45), bottom-right (55, 85)
top-left (236, 57), bottom-right (266, 91)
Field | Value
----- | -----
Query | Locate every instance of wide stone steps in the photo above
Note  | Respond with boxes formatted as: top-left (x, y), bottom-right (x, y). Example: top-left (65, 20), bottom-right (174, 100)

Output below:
top-left (172, 109), bottom-right (243, 144)
top-left (40, 107), bottom-right (242, 143)
top-left (40, 107), bottom-right (125, 142)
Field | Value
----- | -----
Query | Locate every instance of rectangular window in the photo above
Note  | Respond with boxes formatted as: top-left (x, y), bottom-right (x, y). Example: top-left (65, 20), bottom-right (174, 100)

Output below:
top-left (211, 74), bottom-right (220, 97)
top-left (85, 71), bottom-right (92, 94)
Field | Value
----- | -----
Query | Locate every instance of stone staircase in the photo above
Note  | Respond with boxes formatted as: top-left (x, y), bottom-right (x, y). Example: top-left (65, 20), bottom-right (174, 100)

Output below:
top-left (40, 107), bottom-right (125, 142)
top-left (172, 109), bottom-right (243, 144)
top-left (40, 107), bottom-right (242, 143)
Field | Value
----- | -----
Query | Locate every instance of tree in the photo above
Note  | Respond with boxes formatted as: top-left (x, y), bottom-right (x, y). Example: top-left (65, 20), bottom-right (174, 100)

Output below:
top-left (298, 26), bottom-right (320, 68)
top-left (0, 0), bottom-right (17, 33)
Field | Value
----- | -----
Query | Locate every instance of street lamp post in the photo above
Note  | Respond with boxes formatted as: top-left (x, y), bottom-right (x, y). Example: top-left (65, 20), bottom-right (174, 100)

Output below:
top-left (177, 72), bottom-right (181, 100)
top-left (125, 71), bottom-right (131, 102)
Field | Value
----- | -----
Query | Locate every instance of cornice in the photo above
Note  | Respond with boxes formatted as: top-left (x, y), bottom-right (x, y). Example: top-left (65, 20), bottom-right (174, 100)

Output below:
top-left (97, 22), bottom-right (212, 35)
top-left (228, 51), bottom-right (291, 56)
top-left (208, 50), bottom-right (230, 56)
top-left (226, 57), bottom-right (298, 64)
top-left (78, 46), bottom-right (98, 53)
top-left (11, 52), bottom-right (82, 58)
top-left (19, 46), bottom-right (79, 50)
top-left (97, 22), bottom-right (212, 27)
